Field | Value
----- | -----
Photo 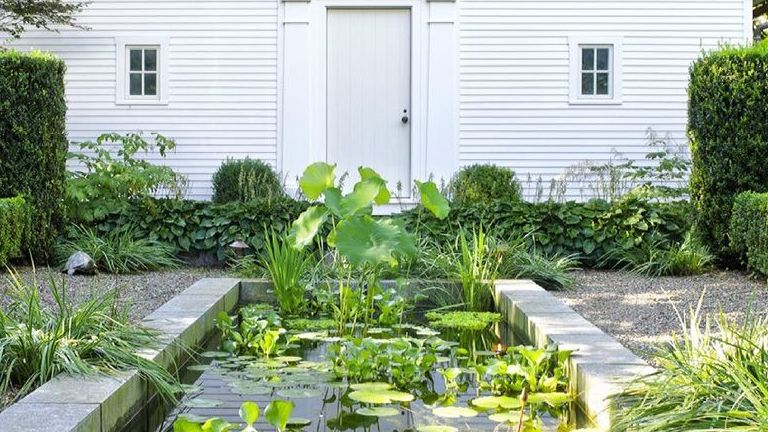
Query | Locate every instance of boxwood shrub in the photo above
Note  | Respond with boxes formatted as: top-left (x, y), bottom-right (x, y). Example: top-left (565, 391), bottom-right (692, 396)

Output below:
top-left (212, 158), bottom-right (285, 204)
top-left (450, 164), bottom-right (523, 205)
top-left (730, 192), bottom-right (768, 276)
top-left (0, 51), bottom-right (68, 261)
top-left (401, 198), bottom-right (690, 266)
top-left (0, 196), bottom-right (29, 267)
top-left (689, 42), bottom-right (768, 262)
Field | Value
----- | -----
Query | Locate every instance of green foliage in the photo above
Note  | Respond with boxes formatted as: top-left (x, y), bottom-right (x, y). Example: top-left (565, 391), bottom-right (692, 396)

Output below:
top-left (477, 344), bottom-right (571, 397)
top-left (401, 197), bottom-right (689, 267)
top-left (730, 191), bottom-right (768, 276)
top-left (329, 337), bottom-right (440, 389)
top-left (0, 50), bottom-right (67, 261)
top-left (601, 230), bottom-right (713, 277)
top-left (497, 236), bottom-right (578, 290)
top-left (260, 231), bottom-right (314, 316)
top-left (609, 308), bottom-right (768, 431)
top-left (0, 196), bottom-right (29, 267)
top-left (284, 317), bottom-right (336, 331)
top-left (425, 311), bottom-right (501, 331)
top-left (173, 400), bottom-right (295, 432)
top-left (56, 225), bottom-right (180, 274)
top-left (0, 270), bottom-right (181, 404)
top-left (449, 164), bottom-right (522, 205)
top-left (215, 304), bottom-right (287, 357)
top-left (84, 197), bottom-right (309, 260)
top-left (689, 42), bottom-right (768, 262)
top-left (0, 0), bottom-right (87, 39)
top-left (454, 227), bottom-right (501, 312)
top-left (211, 158), bottom-right (285, 204)
top-left (66, 132), bottom-right (187, 222)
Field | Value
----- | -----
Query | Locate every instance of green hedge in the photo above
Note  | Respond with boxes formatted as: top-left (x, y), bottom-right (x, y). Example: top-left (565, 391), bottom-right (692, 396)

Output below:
top-left (689, 42), bottom-right (768, 262)
top-left (0, 196), bottom-right (29, 267)
top-left (401, 198), bottom-right (690, 265)
top-left (0, 51), bottom-right (68, 261)
top-left (81, 197), bottom-right (310, 260)
top-left (450, 164), bottom-right (523, 205)
top-left (730, 192), bottom-right (768, 276)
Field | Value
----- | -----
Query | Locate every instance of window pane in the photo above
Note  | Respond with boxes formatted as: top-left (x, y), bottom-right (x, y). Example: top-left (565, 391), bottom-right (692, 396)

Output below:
top-left (144, 73), bottom-right (157, 95)
top-left (129, 49), bottom-right (142, 71)
top-left (596, 73), bottom-right (610, 95)
top-left (581, 48), bottom-right (594, 71)
top-left (581, 72), bottom-right (594, 95)
top-left (596, 48), bottom-right (610, 70)
top-left (129, 73), bottom-right (142, 95)
top-left (144, 49), bottom-right (157, 71)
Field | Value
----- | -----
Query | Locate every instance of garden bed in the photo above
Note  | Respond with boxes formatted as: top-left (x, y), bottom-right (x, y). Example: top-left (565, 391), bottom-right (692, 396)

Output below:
top-left (553, 270), bottom-right (768, 360)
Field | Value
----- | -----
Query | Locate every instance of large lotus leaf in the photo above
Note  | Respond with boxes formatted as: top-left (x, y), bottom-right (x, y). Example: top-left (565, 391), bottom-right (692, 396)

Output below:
top-left (334, 217), bottom-right (414, 266)
top-left (290, 206), bottom-right (328, 248)
top-left (324, 187), bottom-right (344, 217)
top-left (416, 180), bottom-right (450, 220)
top-left (358, 167), bottom-right (391, 204)
top-left (339, 179), bottom-right (380, 216)
top-left (265, 400), bottom-right (295, 431)
top-left (300, 162), bottom-right (336, 199)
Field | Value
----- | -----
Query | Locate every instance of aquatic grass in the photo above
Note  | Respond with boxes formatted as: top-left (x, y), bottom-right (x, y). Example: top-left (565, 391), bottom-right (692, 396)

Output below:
top-left (260, 230), bottom-right (315, 316)
top-left (0, 270), bottom-right (181, 403)
top-left (601, 230), bottom-right (713, 277)
top-left (425, 311), bottom-right (501, 331)
top-left (609, 302), bottom-right (768, 431)
top-left (56, 224), bottom-right (180, 274)
top-left (454, 227), bottom-right (501, 312)
top-left (497, 236), bottom-right (578, 290)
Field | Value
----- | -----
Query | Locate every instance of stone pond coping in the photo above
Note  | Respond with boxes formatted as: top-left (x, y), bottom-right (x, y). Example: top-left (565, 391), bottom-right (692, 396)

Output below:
top-left (0, 278), bottom-right (241, 432)
top-left (495, 280), bottom-right (656, 430)
top-left (0, 278), bottom-right (653, 431)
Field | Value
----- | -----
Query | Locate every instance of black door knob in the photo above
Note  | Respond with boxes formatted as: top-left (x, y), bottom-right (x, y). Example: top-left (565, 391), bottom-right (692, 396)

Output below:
top-left (401, 115), bottom-right (409, 124)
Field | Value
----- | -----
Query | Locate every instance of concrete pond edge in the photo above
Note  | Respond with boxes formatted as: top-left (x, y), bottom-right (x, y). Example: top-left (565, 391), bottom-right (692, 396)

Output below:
top-left (0, 278), bottom-right (653, 431)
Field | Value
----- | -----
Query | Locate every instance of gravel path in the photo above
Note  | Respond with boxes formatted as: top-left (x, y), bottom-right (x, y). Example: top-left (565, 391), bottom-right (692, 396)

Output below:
top-left (0, 266), bottom-right (232, 321)
top-left (553, 270), bottom-right (768, 360)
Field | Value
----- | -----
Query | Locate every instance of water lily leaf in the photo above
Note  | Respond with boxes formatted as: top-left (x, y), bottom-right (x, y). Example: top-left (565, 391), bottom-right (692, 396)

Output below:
top-left (274, 356), bottom-right (303, 363)
top-left (186, 365), bottom-right (209, 372)
top-left (348, 390), bottom-right (391, 404)
top-left (180, 384), bottom-right (203, 394)
top-left (356, 407), bottom-right (400, 417)
top-left (184, 398), bottom-right (224, 408)
top-left (290, 206), bottom-right (329, 248)
top-left (349, 382), bottom-right (393, 391)
top-left (417, 426), bottom-right (458, 432)
top-left (276, 388), bottom-right (322, 398)
top-left (527, 392), bottom-right (570, 407)
top-left (386, 391), bottom-right (415, 402)
top-left (358, 167), bottom-right (391, 204)
top-left (326, 412), bottom-right (377, 430)
top-left (300, 162), bottom-right (336, 199)
top-left (489, 411), bottom-right (523, 423)
top-left (432, 406), bottom-right (478, 418)
top-left (265, 400), bottom-right (295, 431)
top-left (286, 417), bottom-right (312, 427)
top-left (471, 396), bottom-right (522, 410)
top-left (416, 180), bottom-right (449, 220)
top-left (200, 351), bottom-right (231, 358)
top-left (239, 401), bottom-right (260, 426)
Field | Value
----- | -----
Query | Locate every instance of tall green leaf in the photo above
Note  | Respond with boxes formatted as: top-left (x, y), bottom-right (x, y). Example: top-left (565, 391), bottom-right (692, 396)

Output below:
top-left (239, 401), bottom-right (260, 426)
top-left (358, 167), bottom-right (391, 204)
top-left (289, 206), bottom-right (328, 248)
top-left (334, 216), bottom-right (415, 266)
top-left (416, 180), bottom-right (450, 220)
top-left (265, 400), bottom-right (295, 432)
top-left (299, 162), bottom-right (336, 200)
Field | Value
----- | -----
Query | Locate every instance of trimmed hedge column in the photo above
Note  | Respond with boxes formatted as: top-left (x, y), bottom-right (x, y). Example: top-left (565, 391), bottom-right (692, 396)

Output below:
top-left (0, 196), bottom-right (29, 267)
top-left (0, 51), bottom-right (68, 261)
top-left (730, 192), bottom-right (768, 276)
top-left (689, 42), bottom-right (768, 262)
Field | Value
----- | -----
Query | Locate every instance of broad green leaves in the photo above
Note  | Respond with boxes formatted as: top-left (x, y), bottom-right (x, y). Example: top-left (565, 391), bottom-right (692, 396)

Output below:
top-left (334, 217), bottom-right (416, 266)
top-left (265, 400), bottom-right (295, 431)
top-left (289, 206), bottom-right (328, 248)
top-left (299, 162), bottom-right (336, 199)
top-left (239, 401), bottom-right (259, 426)
top-left (416, 180), bottom-right (450, 220)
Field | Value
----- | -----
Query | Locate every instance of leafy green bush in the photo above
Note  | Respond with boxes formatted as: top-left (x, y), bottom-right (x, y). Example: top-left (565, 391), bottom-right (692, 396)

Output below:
top-left (0, 271), bottom-right (180, 404)
top-left (689, 42), bottom-right (768, 262)
top-left (56, 225), bottom-right (179, 274)
top-left (498, 245), bottom-right (578, 290)
top-left (0, 50), bottom-right (67, 260)
top-left (450, 164), bottom-right (522, 205)
top-left (66, 132), bottom-right (188, 222)
top-left (0, 196), bottom-right (29, 267)
top-left (212, 158), bottom-right (284, 204)
top-left (401, 197), bottom-right (689, 267)
top-left (730, 191), bottom-right (768, 276)
top-left (601, 230), bottom-right (713, 277)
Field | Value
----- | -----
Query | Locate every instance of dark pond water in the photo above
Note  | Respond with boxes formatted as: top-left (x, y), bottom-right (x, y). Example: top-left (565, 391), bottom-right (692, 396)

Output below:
top-left (150, 316), bottom-right (589, 432)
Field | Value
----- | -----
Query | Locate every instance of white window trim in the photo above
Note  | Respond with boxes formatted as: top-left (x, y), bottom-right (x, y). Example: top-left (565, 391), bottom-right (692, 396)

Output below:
top-left (569, 36), bottom-right (623, 105)
top-left (115, 37), bottom-right (169, 105)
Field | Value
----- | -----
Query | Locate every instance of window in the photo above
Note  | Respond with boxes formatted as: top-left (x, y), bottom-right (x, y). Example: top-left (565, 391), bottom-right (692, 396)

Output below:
top-left (128, 47), bottom-right (158, 97)
top-left (569, 37), bottom-right (622, 105)
top-left (115, 37), bottom-right (168, 105)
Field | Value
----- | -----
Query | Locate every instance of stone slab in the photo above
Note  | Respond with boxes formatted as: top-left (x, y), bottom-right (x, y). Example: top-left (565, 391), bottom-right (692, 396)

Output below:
top-left (0, 402), bottom-right (101, 432)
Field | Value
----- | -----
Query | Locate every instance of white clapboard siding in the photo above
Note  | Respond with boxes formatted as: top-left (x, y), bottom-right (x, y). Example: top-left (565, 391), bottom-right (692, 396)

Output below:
top-left (458, 0), bottom-right (749, 200)
top-left (8, 0), bottom-right (279, 199)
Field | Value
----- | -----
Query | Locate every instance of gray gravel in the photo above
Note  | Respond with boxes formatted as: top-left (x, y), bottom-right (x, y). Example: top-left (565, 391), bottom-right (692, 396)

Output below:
top-left (553, 270), bottom-right (768, 360)
top-left (0, 266), bottom-right (232, 321)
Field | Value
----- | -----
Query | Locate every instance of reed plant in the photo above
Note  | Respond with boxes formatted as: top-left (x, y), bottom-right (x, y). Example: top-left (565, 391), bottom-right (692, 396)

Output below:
top-left (260, 230), bottom-right (314, 316)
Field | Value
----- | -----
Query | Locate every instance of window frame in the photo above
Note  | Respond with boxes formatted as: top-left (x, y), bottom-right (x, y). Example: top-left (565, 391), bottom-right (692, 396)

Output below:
top-left (568, 36), bottom-right (623, 105)
top-left (115, 37), bottom-right (169, 105)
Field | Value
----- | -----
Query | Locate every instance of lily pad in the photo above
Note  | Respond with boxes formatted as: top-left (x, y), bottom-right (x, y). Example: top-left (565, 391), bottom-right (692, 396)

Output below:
top-left (471, 396), bottom-right (522, 410)
top-left (489, 411), bottom-right (523, 423)
top-left (184, 398), bottom-right (223, 408)
top-left (528, 392), bottom-right (570, 407)
top-left (277, 388), bottom-right (323, 398)
top-left (200, 351), bottom-right (231, 358)
top-left (432, 407), bottom-right (478, 419)
top-left (286, 417), bottom-right (313, 427)
top-left (416, 427), bottom-right (458, 432)
top-left (186, 364), bottom-right (209, 372)
top-left (349, 382), bottom-right (392, 391)
top-left (356, 407), bottom-right (400, 417)
top-left (349, 389), bottom-right (414, 404)
top-left (274, 356), bottom-right (303, 363)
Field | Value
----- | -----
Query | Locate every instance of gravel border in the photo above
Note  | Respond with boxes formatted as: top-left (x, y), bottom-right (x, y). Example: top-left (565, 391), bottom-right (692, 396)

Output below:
top-left (552, 270), bottom-right (768, 360)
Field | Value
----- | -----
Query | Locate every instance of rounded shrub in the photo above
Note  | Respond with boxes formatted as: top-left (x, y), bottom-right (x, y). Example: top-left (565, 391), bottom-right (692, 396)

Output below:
top-left (450, 164), bottom-right (522, 205)
top-left (0, 51), bottom-right (68, 262)
top-left (212, 158), bottom-right (284, 204)
top-left (689, 42), bottom-right (768, 262)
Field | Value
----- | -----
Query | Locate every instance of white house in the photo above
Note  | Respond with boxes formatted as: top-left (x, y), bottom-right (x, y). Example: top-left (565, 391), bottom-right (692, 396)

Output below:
top-left (8, 0), bottom-right (753, 200)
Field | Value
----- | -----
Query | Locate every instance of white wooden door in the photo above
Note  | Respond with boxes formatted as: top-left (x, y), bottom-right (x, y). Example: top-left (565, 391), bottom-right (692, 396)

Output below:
top-left (326, 8), bottom-right (412, 196)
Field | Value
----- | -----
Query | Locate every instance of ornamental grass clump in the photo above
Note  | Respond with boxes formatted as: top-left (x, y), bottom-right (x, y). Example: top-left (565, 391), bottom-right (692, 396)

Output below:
top-left (610, 305), bottom-right (768, 431)
top-left (0, 271), bottom-right (181, 403)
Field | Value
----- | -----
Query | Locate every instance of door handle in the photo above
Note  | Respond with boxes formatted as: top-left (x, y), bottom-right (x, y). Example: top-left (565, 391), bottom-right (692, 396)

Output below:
top-left (401, 115), bottom-right (409, 124)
